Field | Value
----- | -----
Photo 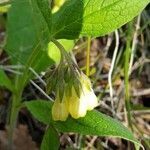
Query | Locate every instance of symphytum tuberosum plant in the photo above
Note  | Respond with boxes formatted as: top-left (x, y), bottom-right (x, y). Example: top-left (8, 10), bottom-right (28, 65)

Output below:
top-left (0, 0), bottom-right (149, 149)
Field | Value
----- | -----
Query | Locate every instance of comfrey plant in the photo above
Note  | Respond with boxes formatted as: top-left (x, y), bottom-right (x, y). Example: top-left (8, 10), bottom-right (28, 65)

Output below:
top-left (0, 0), bottom-right (149, 149)
top-left (47, 40), bottom-right (98, 121)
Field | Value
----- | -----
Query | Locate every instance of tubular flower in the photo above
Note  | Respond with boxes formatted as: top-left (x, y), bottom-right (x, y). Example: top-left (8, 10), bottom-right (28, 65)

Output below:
top-left (51, 74), bottom-right (98, 121)
top-left (52, 96), bottom-right (69, 121)
top-left (47, 39), bottom-right (98, 121)
top-left (80, 74), bottom-right (98, 111)
top-left (68, 74), bottom-right (98, 119)
top-left (68, 87), bottom-right (87, 119)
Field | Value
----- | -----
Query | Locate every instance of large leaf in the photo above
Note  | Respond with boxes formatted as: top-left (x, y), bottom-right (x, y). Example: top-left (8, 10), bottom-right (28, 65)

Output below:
top-left (0, 69), bottom-right (13, 91)
top-left (51, 0), bottom-right (150, 39)
top-left (41, 126), bottom-right (60, 150)
top-left (25, 100), bottom-right (52, 124)
top-left (25, 100), bottom-right (143, 149)
top-left (6, 0), bottom-right (52, 72)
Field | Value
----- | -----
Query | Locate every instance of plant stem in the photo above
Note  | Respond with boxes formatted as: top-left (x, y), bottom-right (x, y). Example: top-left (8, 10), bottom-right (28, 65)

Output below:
top-left (7, 42), bottom-right (43, 149)
top-left (51, 38), bottom-right (78, 73)
top-left (86, 36), bottom-right (91, 76)
top-left (8, 92), bottom-right (21, 150)
top-left (129, 15), bottom-right (141, 75)
top-left (124, 23), bottom-right (133, 130)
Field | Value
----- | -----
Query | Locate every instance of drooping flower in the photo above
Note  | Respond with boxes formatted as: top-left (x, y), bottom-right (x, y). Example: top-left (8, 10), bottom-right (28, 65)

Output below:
top-left (52, 73), bottom-right (98, 121)
top-left (80, 73), bottom-right (98, 111)
top-left (85, 88), bottom-right (98, 111)
top-left (52, 95), bottom-right (69, 121)
top-left (68, 73), bottom-right (98, 119)
top-left (47, 39), bottom-right (98, 121)
top-left (68, 87), bottom-right (87, 119)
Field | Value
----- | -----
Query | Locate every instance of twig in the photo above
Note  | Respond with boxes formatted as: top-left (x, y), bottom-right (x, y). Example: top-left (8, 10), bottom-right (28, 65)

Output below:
top-left (129, 15), bottom-right (141, 75)
top-left (132, 58), bottom-right (150, 72)
top-left (29, 67), bottom-right (46, 86)
top-left (108, 30), bottom-right (119, 111)
top-left (30, 80), bottom-right (53, 102)
top-left (0, 0), bottom-right (10, 6)
top-left (0, 65), bottom-right (24, 69)
top-left (132, 88), bottom-right (150, 96)
top-left (0, 67), bottom-right (22, 75)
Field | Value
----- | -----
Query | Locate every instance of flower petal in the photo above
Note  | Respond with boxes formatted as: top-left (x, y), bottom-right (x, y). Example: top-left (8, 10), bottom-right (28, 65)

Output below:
top-left (85, 89), bottom-right (98, 110)
top-left (68, 88), bottom-right (87, 119)
top-left (52, 99), bottom-right (69, 121)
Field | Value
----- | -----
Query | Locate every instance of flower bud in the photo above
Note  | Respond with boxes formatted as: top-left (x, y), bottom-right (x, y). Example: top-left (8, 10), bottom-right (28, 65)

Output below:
top-left (52, 96), bottom-right (69, 121)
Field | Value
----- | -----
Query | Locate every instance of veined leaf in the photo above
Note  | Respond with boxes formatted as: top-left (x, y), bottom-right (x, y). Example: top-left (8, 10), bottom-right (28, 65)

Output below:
top-left (6, 0), bottom-right (52, 72)
top-left (41, 126), bottom-right (60, 150)
top-left (36, 0), bottom-right (52, 30)
top-left (25, 100), bottom-right (143, 149)
top-left (25, 100), bottom-right (52, 124)
top-left (51, 0), bottom-right (150, 39)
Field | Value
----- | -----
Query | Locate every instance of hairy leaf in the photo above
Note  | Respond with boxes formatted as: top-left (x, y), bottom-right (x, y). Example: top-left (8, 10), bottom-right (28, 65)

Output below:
top-left (25, 100), bottom-right (143, 149)
top-left (25, 100), bottom-right (52, 124)
top-left (6, 0), bottom-right (52, 72)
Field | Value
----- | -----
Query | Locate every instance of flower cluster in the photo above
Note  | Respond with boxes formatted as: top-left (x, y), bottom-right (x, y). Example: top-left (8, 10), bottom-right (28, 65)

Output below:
top-left (46, 39), bottom-right (98, 121)
top-left (52, 73), bottom-right (98, 121)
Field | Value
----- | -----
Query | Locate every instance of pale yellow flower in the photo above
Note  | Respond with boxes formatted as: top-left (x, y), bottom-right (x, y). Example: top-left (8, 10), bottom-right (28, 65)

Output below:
top-left (52, 73), bottom-right (98, 121)
top-left (84, 88), bottom-right (98, 111)
top-left (80, 73), bottom-right (98, 110)
top-left (68, 74), bottom-right (98, 119)
top-left (68, 88), bottom-right (87, 119)
top-left (52, 96), bottom-right (69, 121)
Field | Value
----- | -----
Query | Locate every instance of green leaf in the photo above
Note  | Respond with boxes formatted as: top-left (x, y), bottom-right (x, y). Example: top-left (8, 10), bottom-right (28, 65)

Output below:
top-left (48, 39), bottom-right (74, 63)
top-left (51, 0), bottom-right (150, 39)
top-left (41, 126), bottom-right (60, 150)
top-left (0, 69), bottom-right (13, 91)
top-left (6, 0), bottom-right (52, 72)
top-left (25, 100), bottom-right (143, 149)
top-left (36, 0), bottom-right (52, 30)
top-left (55, 111), bottom-right (139, 143)
top-left (25, 100), bottom-right (52, 124)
